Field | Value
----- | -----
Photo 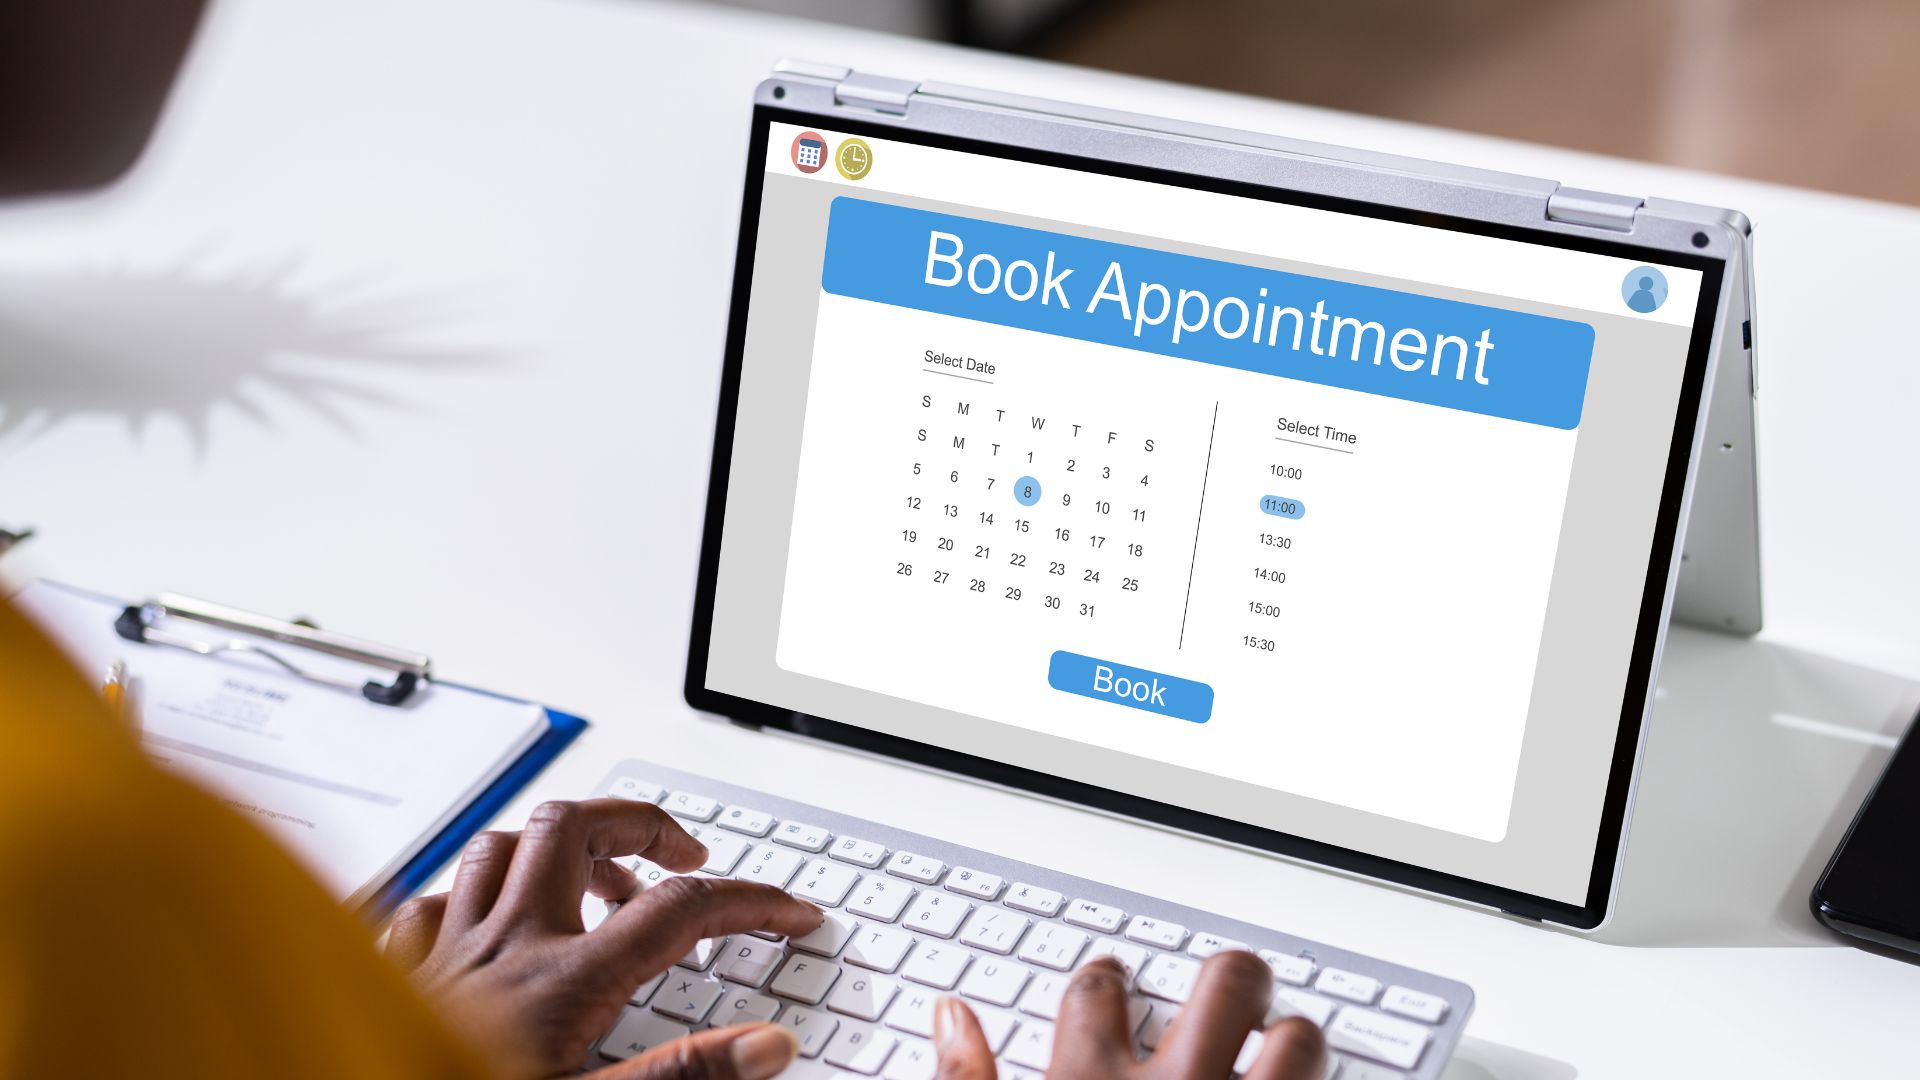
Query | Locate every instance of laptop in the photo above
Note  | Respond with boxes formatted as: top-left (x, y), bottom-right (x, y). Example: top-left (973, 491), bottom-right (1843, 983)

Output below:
top-left (590, 62), bottom-right (1761, 1077)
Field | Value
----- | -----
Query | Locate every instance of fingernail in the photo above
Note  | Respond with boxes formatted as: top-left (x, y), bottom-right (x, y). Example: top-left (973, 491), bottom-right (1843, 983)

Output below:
top-left (933, 997), bottom-right (964, 1050)
top-left (672, 842), bottom-right (709, 873)
top-left (728, 1024), bottom-right (799, 1080)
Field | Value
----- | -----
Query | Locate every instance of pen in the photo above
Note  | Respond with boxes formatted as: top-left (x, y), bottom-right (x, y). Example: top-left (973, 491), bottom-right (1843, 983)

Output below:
top-left (102, 660), bottom-right (132, 724)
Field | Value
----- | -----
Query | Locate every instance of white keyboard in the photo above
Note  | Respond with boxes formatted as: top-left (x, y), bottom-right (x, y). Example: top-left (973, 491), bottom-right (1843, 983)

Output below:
top-left (584, 762), bottom-right (1473, 1079)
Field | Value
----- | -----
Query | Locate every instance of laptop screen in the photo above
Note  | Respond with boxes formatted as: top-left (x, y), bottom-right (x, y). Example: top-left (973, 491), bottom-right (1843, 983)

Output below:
top-left (695, 109), bottom-right (1720, 919)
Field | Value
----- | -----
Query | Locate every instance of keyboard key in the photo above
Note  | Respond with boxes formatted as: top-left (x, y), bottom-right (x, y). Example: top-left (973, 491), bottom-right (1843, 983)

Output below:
top-left (651, 973), bottom-right (725, 1024)
top-left (1015, 924), bottom-right (1087, 970)
top-left (628, 970), bottom-right (665, 1006)
top-left (1062, 899), bottom-right (1125, 933)
top-left (710, 987), bottom-right (781, 1026)
top-left (1233, 1031), bottom-right (1265, 1075)
top-left (1016, 971), bottom-right (1071, 1019)
top-left (848, 876), bottom-right (915, 922)
top-left (1339, 1057), bottom-right (1409, 1080)
top-left (662, 791), bottom-right (719, 821)
top-left (583, 896), bottom-right (614, 933)
top-left (774, 820), bottom-right (833, 852)
top-left (1124, 915), bottom-right (1188, 950)
top-left (1315, 969), bottom-right (1381, 1005)
top-left (599, 1007), bottom-right (688, 1060)
top-left (714, 936), bottom-right (785, 987)
top-left (957, 958), bottom-right (1030, 1007)
top-left (697, 830), bottom-right (752, 875)
top-left (881, 1036), bottom-right (938, 1080)
top-left (1139, 1003), bottom-right (1178, 1049)
top-left (899, 941), bottom-right (971, 989)
top-left (824, 1022), bottom-right (898, 1073)
top-left (1005, 883), bottom-right (1065, 917)
top-left (1268, 987), bottom-right (1336, 1027)
top-left (845, 925), bottom-right (914, 972)
top-left (677, 937), bottom-right (724, 972)
top-left (1003, 1019), bottom-right (1055, 1070)
top-left (901, 892), bottom-right (971, 938)
top-left (957, 907), bottom-right (1030, 954)
top-left (1127, 997), bottom-right (1151, 1040)
top-left (1187, 932), bottom-right (1246, 959)
top-left (1080, 938), bottom-right (1149, 978)
top-left (770, 955), bottom-right (842, 1005)
top-left (735, 846), bottom-right (807, 889)
top-left (827, 972), bottom-right (900, 1021)
top-left (792, 859), bottom-right (861, 906)
top-left (1381, 985), bottom-right (1449, 1023)
top-left (1328, 1007), bottom-right (1430, 1070)
top-left (1257, 950), bottom-right (1316, 987)
top-left (714, 806), bottom-right (774, 836)
top-left (628, 859), bottom-right (677, 891)
top-left (831, 836), bottom-right (889, 868)
top-left (976, 1009), bottom-right (1018, 1054)
top-left (885, 851), bottom-right (945, 884)
top-left (607, 776), bottom-right (664, 803)
top-left (883, 987), bottom-right (941, 1036)
top-left (944, 867), bottom-right (1005, 900)
top-left (1138, 953), bottom-right (1200, 1003)
top-left (790, 911), bottom-right (858, 957)
top-left (777, 1006), bottom-right (838, 1057)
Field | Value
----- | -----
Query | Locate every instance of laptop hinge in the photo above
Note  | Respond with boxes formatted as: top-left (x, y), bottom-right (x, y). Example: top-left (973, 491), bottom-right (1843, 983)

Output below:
top-left (835, 73), bottom-right (920, 115)
top-left (1546, 187), bottom-right (1644, 231)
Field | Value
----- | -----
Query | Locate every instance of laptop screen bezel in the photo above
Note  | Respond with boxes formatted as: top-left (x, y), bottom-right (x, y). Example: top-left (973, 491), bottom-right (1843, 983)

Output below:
top-left (687, 101), bottom-right (1728, 930)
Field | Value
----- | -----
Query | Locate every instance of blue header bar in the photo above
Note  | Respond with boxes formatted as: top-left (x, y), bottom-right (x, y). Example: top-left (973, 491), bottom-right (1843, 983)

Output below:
top-left (820, 197), bottom-right (1594, 429)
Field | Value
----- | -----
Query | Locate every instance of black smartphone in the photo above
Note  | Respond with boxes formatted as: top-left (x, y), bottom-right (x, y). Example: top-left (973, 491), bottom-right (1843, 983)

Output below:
top-left (1811, 710), bottom-right (1920, 956)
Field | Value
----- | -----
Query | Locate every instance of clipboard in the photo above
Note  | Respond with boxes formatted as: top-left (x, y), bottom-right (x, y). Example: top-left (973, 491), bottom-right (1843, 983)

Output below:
top-left (17, 581), bottom-right (588, 921)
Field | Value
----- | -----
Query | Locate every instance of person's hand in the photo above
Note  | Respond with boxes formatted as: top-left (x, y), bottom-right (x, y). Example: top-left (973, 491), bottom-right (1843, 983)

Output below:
top-left (932, 952), bottom-right (1327, 1079)
top-left (385, 798), bottom-right (825, 1080)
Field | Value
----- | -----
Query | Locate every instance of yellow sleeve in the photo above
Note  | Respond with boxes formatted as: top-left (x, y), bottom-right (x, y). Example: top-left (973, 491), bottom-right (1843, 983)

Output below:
top-left (0, 597), bottom-right (496, 1080)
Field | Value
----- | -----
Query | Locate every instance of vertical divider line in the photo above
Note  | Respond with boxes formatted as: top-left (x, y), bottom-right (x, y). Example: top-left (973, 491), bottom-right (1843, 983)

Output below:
top-left (1178, 402), bottom-right (1220, 649)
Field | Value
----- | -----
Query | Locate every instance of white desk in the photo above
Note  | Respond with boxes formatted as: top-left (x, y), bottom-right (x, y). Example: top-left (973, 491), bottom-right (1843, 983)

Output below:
top-left (3, 0), bottom-right (1918, 1074)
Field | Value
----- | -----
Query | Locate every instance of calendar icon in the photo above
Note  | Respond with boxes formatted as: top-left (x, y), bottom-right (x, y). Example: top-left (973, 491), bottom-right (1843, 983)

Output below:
top-left (791, 131), bottom-right (827, 173)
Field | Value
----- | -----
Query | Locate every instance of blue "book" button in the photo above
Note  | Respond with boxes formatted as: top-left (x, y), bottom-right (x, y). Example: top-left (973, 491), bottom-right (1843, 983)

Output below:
top-left (1047, 651), bottom-right (1213, 724)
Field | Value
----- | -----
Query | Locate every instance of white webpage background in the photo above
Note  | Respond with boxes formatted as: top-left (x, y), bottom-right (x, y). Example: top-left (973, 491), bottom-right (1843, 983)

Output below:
top-left (777, 294), bottom-right (1578, 841)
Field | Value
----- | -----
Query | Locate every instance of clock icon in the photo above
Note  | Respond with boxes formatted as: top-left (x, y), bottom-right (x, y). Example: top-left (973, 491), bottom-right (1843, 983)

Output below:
top-left (835, 137), bottom-right (873, 181)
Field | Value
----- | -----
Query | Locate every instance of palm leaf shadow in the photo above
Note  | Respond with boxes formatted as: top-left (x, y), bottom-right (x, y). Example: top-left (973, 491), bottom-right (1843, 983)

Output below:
top-left (0, 260), bottom-right (517, 452)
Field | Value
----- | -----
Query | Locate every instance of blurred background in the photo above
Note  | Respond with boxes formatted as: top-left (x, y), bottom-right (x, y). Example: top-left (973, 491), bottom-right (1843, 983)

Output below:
top-left (716, 0), bottom-right (1918, 205)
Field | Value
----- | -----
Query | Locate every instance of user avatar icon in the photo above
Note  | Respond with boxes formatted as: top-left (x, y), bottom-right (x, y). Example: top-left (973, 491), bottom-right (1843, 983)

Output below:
top-left (1622, 266), bottom-right (1668, 313)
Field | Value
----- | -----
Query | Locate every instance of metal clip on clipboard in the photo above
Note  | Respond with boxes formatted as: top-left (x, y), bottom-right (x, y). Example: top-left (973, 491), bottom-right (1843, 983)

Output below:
top-left (113, 594), bottom-right (431, 706)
